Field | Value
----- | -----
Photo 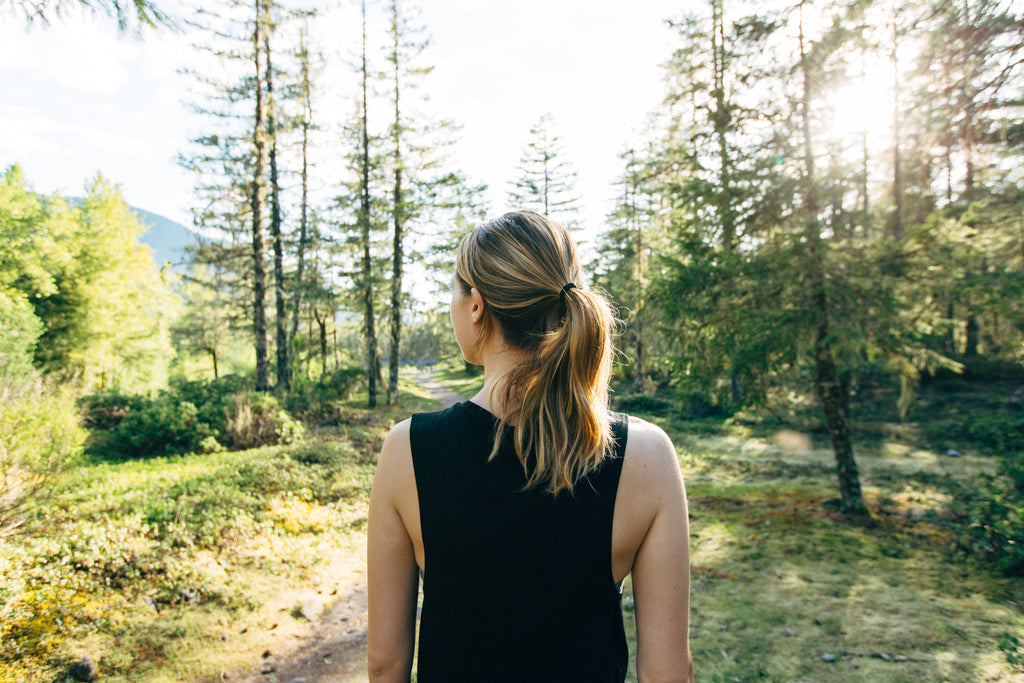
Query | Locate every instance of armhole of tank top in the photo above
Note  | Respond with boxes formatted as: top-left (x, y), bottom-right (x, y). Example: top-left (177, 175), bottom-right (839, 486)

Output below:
top-left (408, 412), bottom-right (429, 580)
top-left (612, 413), bottom-right (629, 593)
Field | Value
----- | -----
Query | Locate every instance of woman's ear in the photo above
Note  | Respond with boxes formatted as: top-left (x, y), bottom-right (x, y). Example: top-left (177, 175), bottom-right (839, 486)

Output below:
top-left (470, 287), bottom-right (485, 324)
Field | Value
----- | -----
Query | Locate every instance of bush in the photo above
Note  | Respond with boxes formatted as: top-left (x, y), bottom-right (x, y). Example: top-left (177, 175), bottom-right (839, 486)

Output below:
top-left (954, 452), bottom-right (1024, 576)
top-left (0, 385), bottom-right (86, 535)
top-left (962, 408), bottom-right (1024, 454)
top-left (171, 374), bottom-right (250, 435)
top-left (84, 377), bottom-right (305, 459)
top-left (0, 288), bottom-right (43, 388)
top-left (223, 392), bottom-right (304, 450)
top-left (614, 394), bottom-right (675, 416)
top-left (100, 395), bottom-right (214, 459)
top-left (287, 367), bottom-right (366, 422)
top-left (78, 391), bottom-right (145, 431)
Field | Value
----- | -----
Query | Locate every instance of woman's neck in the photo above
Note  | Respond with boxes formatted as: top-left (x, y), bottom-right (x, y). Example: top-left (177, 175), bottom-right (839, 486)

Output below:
top-left (469, 338), bottom-right (531, 420)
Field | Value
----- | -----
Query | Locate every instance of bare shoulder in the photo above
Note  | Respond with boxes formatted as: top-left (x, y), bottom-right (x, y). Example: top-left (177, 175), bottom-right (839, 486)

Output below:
top-left (623, 416), bottom-right (680, 475)
top-left (375, 418), bottom-right (413, 483)
top-left (382, 418), bottom-right (412, 452)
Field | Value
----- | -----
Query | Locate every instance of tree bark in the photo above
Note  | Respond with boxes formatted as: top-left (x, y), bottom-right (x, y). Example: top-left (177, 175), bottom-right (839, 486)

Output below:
top-left (265, 21), bottom-right (288, 393)
top-left (290, 22), bottom-right (312, 373)
top-left (314, 308), bottom-right (328, 377)
top-left (814, 311), bottom-right (866, 515)
top-left (388, 0), bottom-right (404, 406)
top-left (359, 0), bottom-right (381, 407)
top-left (251, 0), bottom-right (270, 392)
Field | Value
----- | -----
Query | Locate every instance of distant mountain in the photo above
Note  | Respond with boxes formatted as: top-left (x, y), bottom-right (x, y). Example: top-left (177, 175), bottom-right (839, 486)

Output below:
top-left (68, 197), bottom-right (195, 270)
top-left (132, 208), bottom-right (195, 271)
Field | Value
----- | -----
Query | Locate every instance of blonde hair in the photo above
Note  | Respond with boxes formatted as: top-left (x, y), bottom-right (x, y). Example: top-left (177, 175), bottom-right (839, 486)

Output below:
top-left (455, 211), bottom-right (615, 494)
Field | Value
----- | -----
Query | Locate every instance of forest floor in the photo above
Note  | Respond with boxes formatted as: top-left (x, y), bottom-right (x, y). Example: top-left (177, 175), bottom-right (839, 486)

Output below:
top-left (4, 367), bottom-right (1023, 682)
top-left (228, 368), bottom-right (467, 683)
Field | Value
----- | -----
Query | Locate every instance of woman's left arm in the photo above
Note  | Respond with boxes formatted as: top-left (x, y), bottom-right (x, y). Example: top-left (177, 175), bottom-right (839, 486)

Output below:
top-left (367, 419), bottom-right (419, 683)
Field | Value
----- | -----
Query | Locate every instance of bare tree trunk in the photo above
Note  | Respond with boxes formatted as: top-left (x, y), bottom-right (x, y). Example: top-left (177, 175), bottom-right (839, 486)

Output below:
top-left (207, 346), bottom-right (219, 380)
top-left (387, 0), bottom-right (404, 406)
top-left (251, 0), bottom-right (270, 392)
top-left (265, 21), bottom-right (288, 393)
top-left (359, 0), bottom-right (381, 407)
top-left (290, 22), bottom-right (312, 366)
top-left (314, 308), bottom-right (327, 377)
top-left (629, 155), bottom-right (645, 395)
top-left (890, 2), bottom-right (903, 240)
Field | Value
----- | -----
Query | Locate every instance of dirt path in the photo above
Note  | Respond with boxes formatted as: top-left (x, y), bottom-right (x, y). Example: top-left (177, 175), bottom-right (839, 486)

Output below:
top-left (409, 369), bottom-right (465, 408)
top-left (231, 371), bottom-right (462, 683)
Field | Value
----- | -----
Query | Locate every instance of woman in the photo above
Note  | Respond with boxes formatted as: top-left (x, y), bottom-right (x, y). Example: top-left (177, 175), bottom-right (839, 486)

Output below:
top-left (367, 211), bottom-right (692, 683)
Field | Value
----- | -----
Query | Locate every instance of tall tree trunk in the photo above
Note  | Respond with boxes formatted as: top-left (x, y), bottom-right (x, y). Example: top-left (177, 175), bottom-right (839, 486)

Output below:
top-left (543, 145), bottom-right (550, 215)
top-left (798, 1), bottom-right (866, 516)
top-left (813, 309), bottom-right (864, 512)
top-left (965, 313), bottom-right (980, 356)
top-left (712, 0), bottom-right (735, 250)
top-left (628, 154), bottom-right (645, 395)
top-left (207, 346), bottom-right (219, 380)
top-left (712, 0), bottom-right (741, 401)
top-left (251, 0), bottom-right (270, 392)
top-left (265, 21), bottom-right (288, 393)
top-left (290, 23), bottom-right (312, 365)
top-left (314, 308), bottom-right (327, 376)
top-left (890, 2), bottom-right (903, 240)
top-left (387, 0), bottom-right (404, 406)
top-left (360, 0), bottom-right (381, 407)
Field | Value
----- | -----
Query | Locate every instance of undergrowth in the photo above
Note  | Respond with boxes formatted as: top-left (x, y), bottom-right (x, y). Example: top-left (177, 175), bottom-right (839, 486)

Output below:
top-left (0, 436), bottom-right (378, 681)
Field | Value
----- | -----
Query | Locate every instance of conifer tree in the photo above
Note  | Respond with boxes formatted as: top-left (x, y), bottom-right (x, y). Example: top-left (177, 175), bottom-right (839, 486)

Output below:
top-left (507, 114), bottom-right (581, 226)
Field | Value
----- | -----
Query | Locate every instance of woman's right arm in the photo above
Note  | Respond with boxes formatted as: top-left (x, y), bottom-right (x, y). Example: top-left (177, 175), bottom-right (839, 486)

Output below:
top-left (367, 420), bottom-right (419, 683)
top-left (629, 423), bottom-right (693, 683)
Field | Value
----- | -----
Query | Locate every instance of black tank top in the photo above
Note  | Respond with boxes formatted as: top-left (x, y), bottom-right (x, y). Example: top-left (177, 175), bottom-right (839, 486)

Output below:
top-left (410, 400), bottom-right (629, 683)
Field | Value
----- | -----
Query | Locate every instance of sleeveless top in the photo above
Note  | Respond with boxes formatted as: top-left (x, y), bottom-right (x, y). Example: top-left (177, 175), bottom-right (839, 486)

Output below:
top-left (410, 400), bottom-right (629, 683)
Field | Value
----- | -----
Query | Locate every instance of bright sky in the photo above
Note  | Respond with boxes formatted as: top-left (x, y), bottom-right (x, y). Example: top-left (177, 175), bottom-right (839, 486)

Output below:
top-left (0, 0), bottom-right (683, 245)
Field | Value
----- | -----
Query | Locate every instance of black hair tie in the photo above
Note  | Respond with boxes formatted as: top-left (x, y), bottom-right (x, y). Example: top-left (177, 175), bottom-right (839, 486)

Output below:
top-left (559, 282), bottom-right (577, 304)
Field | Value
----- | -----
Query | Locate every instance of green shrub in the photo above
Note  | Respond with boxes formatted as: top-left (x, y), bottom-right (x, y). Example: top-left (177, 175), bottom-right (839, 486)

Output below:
top-left (614, 394), bottom-right (675, 416)
top-left (223, 392), bottom-right (304, 450)
top-left (955, 452), bottom-right (1024, 576)
top-left (962, 408), bottom-right (1024, 454)
top-left (288, 440), bottom-right (360, 468)
top-left (288, 368), bottom-right (366, 422)
top-left (0, 288), bottom-right (43, 388)
top-left (78, 391), bottom-right (145, 430)
top-left (84, 377), bottom-right (304, 459)
top-left (101, 395), bottom-right (213, 459)
top-left (0, 385), bottom-right (86, 535)
top-left (171, 374), bottom-right (250, 435)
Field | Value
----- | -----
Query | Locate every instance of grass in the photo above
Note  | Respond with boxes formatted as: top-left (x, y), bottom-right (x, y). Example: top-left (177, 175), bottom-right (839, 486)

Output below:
top-left (430, 360), bottom-right (485, 399)
top-left (624, 469), bottom-right (1024, 682)
top-left (0, 378), bottom-right (438, 683)
top-left (5, 367), bottom-right (1023, 682)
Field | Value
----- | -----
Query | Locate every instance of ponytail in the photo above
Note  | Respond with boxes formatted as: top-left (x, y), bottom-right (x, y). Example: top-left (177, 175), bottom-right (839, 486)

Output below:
top-left (455, 211), bottom-right (615, 494)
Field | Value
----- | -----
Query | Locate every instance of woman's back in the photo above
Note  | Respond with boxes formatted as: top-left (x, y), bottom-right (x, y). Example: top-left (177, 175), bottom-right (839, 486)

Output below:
top-left (411, 401), bottom-right (629, 682)
top-left (367, 211), bottom-right (692, 682)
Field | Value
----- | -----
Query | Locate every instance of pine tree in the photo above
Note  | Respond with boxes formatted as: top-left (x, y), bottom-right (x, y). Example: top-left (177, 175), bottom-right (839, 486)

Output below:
top-left (595, 145), bottom-right (662, 394)
top-left (11, 0), bottom-right (170, 31)
top-left (507, 114), bottom-right (581, 225)
top-left (181, 0), bottom-right (302, 392)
